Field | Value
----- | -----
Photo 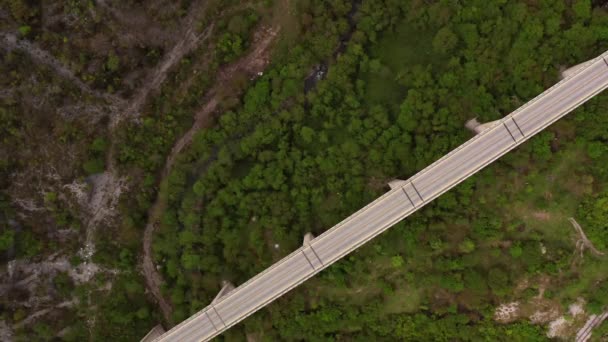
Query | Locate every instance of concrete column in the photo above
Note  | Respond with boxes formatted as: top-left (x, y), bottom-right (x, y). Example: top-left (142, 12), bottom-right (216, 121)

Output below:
top-left (212, 280), bottom-right (235, 304)
top-left (561, 60), bottom-right (594, 80)
top-left (140, 325), bottom-right (165, 342)
top-left (465, 118), bottom-right (499, 134)
top-left (388, 179), bottom-right (407, 190)
top-left (303, 232), bottom-right (314, 246)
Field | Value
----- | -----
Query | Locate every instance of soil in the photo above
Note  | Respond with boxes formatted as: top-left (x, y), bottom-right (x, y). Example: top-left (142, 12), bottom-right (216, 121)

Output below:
top-left (64, 171), bottom-right (128, 261)
top-left (494, 302), bottom-right (520, 322)
top-left (548, 316), bottom-right (570, 338)
top-left (532, 211), bottom-right (552, 221)
top-left (528, 299), bottom-right (561, 324)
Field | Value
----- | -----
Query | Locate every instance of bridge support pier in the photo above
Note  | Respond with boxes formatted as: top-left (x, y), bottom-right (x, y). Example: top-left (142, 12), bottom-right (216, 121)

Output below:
top-left (212, 280), bottom-right (235, 304)
top-left (140, 325), bottom-right (166, 342)
top-left (561, 60), bottom-right (595, 80)
top-left (388, 179), bottom-right (407, 190)
top-left (465, 118), bottom-right (500, 134)
top-left (303, 232), bottom-right (314, 246)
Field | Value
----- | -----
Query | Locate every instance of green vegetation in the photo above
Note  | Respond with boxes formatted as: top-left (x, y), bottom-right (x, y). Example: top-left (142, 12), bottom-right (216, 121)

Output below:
top-left (2, 0), bottom-right (608, 340)
top-left (83, 138), bottom-right (108, 175)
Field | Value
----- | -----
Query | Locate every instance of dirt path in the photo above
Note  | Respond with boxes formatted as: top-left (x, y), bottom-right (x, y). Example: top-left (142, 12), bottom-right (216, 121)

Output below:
top-left (13, 300), bottom-right (77, 330)
top-left (166, 27), bottom-right (278, 176)
top-left (118, 24), bottom-right (215, 127)
top-left (142, 25), bottom-right (279, 324)
top-left (569, 217), bottom-right (605, 258)
top-left (142, 204), bottom-right (173, 323)
top-left (111, 0), bottom-right (215, 127)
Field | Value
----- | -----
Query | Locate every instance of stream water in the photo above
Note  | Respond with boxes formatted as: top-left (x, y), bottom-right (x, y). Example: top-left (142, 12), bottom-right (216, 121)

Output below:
top-left (303, 0), bottom-right (361, 93)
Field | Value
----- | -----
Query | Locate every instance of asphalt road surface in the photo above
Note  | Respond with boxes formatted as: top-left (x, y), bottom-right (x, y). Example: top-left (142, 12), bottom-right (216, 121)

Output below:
top-left (154, 51), bottom-right (608, 342)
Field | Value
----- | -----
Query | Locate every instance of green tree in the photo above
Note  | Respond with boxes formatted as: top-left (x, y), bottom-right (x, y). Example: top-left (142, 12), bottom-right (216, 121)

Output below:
top-left (572, 0), bottom-right (591, 21)
top-left (433, 27), bottom-right (458, 54)
top-left (459, 239), bottom-right (475, 253)
top-left (509, 243), bottom-right (523, 258)
top-left (488, 268), bottom-right (510, 296)
top-left (300, 126), bottom-right (315, 145)
top-left (83, 158), bottom-right (105, 174)
top-left (391, 255), bottom-right (404, 268)
top-left (106, 52), bottom-right (120, 72)
top-left (0, 230), bottom-right (14, 251)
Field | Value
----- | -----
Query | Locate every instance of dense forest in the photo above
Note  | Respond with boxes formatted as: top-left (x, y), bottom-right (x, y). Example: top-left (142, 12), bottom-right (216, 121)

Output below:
top-left (1, 0), bottom-right (608, 341)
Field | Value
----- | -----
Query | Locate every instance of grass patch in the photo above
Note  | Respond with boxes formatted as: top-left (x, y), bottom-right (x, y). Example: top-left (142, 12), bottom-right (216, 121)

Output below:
top-left (477, 143), bottom-right (589, 241)
top-left (382, 285), bottom-right (423, 314)
top-left (511, 147), bottom-right (589, 238)
top-left (312, 280), bottom-right (382, 306)
top-left (371, 22), bottom-right (437, 71)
